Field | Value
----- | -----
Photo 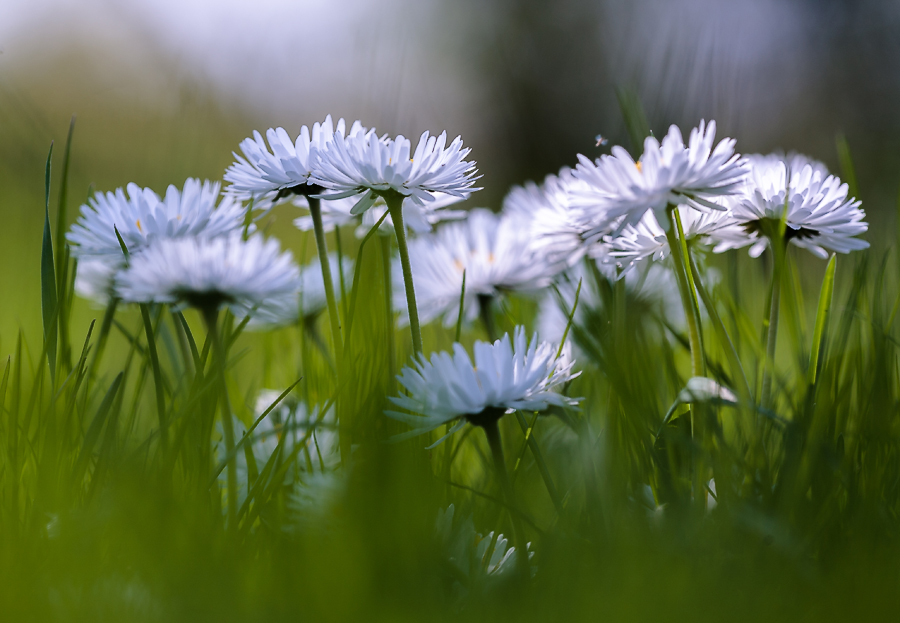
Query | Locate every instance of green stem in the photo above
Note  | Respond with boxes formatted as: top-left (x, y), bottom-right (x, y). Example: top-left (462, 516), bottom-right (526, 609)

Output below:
top-left (140, 303), bottom-right (167, 455)
top-left (203, 306), bottom-right (237, 530)
top-left (664, 207), bottom-right (705, 376)
top-left (87, 296), bottom-right (119, 383)
top-left (481, 418), bottom-right (528, 570)
top-left (385, 194), bottom-right (423, 354)
top-left (665, 207), bottom-right (706, 511)
top-left (513, 411), bottom-right (566, 521)
top-left (308, 196), bottom-right (343, 367)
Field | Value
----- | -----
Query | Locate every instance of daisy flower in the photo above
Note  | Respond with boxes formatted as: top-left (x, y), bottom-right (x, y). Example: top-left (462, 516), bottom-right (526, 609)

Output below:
top-left (387, 327), bottom-right (579, 438)
top-left (503, 168), bottom-right (599, 268)
top-left (293, 191), bottom-right (468, 236)
top-left (115, 234), bottom-right (301, 319)
top-left (396, 209), bottom-right (559, 327)
top-left (312, 128), bottom-right (480, 213)
top-left (711, 154), bottom-right (868, 258)
top-left (571, 120), bottom-right (747, 232)
top-left (67, 179), bottom-right (245, 258)
top-left (224, 115), bottom-right (364, 206)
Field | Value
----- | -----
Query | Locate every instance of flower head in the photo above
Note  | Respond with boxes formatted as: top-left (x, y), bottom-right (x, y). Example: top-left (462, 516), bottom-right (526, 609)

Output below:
top-left (711, 154), bottom-right (868, 258)
top-left (397, 208), bottom-right (559, 327)
top-left (387, 327), bottom-right (579, 434)
top-left (504, 168), bottom-right (598, 268)
top-left (67, 179), bottom-right (245, 258)
top-left (312, 128), bottom-right (481, 213)
top-left (115, 234), bottom-right (300, 318)
top-left (74, 257), bottom-right (117, 305)
top-left (224, 115), bottom-right (363, 206)
top-left (572, 120), bottom-right (747, 232)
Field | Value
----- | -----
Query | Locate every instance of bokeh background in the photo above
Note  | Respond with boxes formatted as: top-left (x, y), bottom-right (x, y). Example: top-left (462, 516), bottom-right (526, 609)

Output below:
top-left (2, 0), bottom-right (899, 338)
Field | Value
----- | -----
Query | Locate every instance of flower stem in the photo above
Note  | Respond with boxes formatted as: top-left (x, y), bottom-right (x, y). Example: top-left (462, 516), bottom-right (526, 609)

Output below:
top-left (203, 306), bottom-right (237, 530)
top-left (385, 194), bottom-right (423, 354)
top-left (664, 207), bottom-right (705, 377)
top-left (665, 206), bottom-right (706, 511)
top-left (308, 196), bottom-right (343, 367)
top-left (478, 294), bottom-right (498, 342)
top-left (481, 418), bottom-right (529, 573)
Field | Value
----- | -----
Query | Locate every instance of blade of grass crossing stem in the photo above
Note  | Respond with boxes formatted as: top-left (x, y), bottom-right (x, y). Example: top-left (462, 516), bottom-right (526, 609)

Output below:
top-left (836, 133), bottom-right (859, 200)
top-left (555, 278), bottom-right (582, 360)
top-left (41, 142), bottom-right (59, 385)
top-left (55, 116), bottom-right (76, 372)
top-left (140, 304), bottom-right (168, 454)
top-left (455, 270), bottom-right (467, 343)
top-left (344, 210), bottom-right (389, 349)
top-left (808, 255), bottom-right (836, 386)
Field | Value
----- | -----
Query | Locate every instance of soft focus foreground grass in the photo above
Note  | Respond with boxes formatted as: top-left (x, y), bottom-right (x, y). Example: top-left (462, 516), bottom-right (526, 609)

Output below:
top-left (2, 68), bottom-right (900, 621)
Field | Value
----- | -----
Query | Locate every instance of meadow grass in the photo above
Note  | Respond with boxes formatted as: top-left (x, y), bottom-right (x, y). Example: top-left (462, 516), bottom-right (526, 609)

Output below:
top-left (1, 104), bottom-right (900, 623)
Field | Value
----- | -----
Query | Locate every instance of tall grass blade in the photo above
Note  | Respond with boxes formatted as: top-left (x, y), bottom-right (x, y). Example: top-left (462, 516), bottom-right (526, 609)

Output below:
top-left (808, 254), bottom-right (836, 386)
top-left (41, 141), bottom-right (58, 384)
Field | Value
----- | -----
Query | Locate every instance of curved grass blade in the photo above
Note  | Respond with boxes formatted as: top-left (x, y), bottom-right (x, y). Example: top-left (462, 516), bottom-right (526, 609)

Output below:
top-left (808, 254), bottom-right (836, 386)
top-left (41, 142), bottom-right (59, 384)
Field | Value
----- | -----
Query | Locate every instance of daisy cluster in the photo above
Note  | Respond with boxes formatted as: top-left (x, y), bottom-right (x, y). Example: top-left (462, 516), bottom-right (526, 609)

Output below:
top-left (66, 115), bottom-right (868, 446)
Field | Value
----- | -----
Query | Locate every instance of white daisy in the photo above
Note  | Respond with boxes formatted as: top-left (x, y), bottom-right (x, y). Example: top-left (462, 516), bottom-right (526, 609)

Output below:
top-left (67, 179), bottom-right (246, 258)
top-left (293, 192), bottom-right (468, 236)
top-left (115, 234), bottom-right (301, 318)
top-left (396, 208), bottom-right (559, 327)
top-left (607, 206), bottom-right (733, 273)
top-left (503, 168), bottom-right (597, 268)
top-left (711, 155), bottom-right (868, 258)
top-left (387, 327), bottom-right (578, 435)
top-left (312, 128), bottom-right (481, 213)
top-left (571, 120), bottom-right (747, 233)
top-left (244, 254), bottom-right (354, 328)
top-left (224, 115), bottom-right (364, 206)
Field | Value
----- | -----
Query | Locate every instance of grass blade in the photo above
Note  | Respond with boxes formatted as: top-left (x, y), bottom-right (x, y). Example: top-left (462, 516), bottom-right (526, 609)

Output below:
top-left (808, 254), bottom-right (837, 386)
top-left (41, 141), bottom-right (58, 384)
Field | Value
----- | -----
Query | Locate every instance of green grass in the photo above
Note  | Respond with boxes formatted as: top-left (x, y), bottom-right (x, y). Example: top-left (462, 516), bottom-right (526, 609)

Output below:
top-left (2, 82), bottom-right (900, 621)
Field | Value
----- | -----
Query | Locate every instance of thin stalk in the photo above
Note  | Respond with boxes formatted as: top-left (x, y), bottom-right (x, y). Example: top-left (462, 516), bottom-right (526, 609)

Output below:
top-left (481, 418), bottom-right (528, 570)
top-left (308, 196), bottom-right (343, 367)
top-left (140, 303), bottom-right (168, 455)
top-left (335, 226), bottom-right (349, 321)
top-left (87, 297), bottom-right (119, 383)
top-left (664, 207), bottom-right (705, 376)
top-left (665, 207), bottom-right (706, 512)
top-left (203, 306), bottom-right (237, 530)
top-left (385, 193), bottom-right (423, 354)
top-left (513, 411), bottom-right (566, 520)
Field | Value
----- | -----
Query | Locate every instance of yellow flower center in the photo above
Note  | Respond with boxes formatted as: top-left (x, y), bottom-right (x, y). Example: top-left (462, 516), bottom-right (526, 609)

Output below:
top-left (136, 219), bottom-right (143, 232)
top-left (635, 161), bottom-right (643, 173)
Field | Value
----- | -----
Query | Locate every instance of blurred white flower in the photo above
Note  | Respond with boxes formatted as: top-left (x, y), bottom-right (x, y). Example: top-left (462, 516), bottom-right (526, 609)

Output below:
top-left (387, 327), bottom-right (579, 436)
top-left (677, 377), bottom-right (738, 405)
top-left (396, 209), bottom-right (559, 327)
top-left (293, 191), bottom-right (468, 236)
top-left (571, 120), bottom-right (747, 233)
top-left (503, 168), bottom-right (597, 268)
top-left (74, 257), bottom-right (118, 305)
top-left (245, 254), bottom-right (354, 328)
top-left (312, 128), bottom-right (480, 213)
top-left (224, 115), bottom-right (363, 206)
top-left (67, 178), bottom-right (245, 258)
top-left (115, 234), bottom-right (300, 318)
top-left (711, 154), bottom-right (868, 258)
